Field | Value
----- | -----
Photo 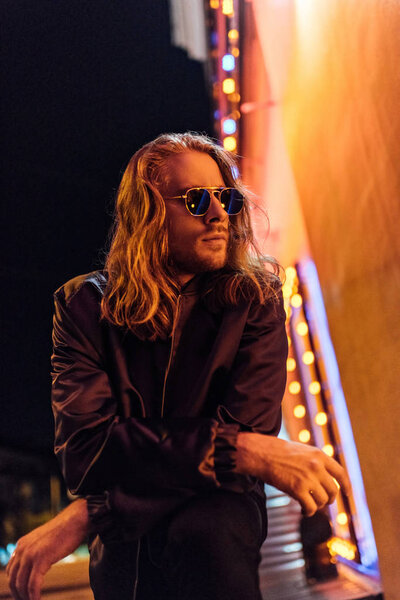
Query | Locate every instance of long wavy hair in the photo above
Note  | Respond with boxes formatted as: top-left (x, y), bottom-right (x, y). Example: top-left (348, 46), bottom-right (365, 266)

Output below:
top-left (101, 132), bottom-right (282, 340)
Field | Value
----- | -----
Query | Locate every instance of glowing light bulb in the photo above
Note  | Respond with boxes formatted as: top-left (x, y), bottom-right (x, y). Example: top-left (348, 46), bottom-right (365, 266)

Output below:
top-left (309, 381), bottom-right (321, 395)
top-left (302, 351), bottom-right (315, 365)
top-left (337, 512), bottom-right (348, 525)
top-left (323, 444), bottom-right (334, 457)
top-left (296, 322), bottom-right (308, 336)
top-left (291, 294), bottom-right (302, 308)
top-left (222, 54), bottom-right (235, 71)
top-left (223, 78), bottom-right (235, 94)
top-left (289, 381), bottom-right (301, 395)
top-left (293, 404), bottom-right (306, 418)
top-left (222, 0), bottom-right (234, 15)
top-left (231, 48), bottom-right (240, 57)
top-left (223, 136), bottom-right (236, 151)
top-left (210, 0), bottom-right (219, 8)
top-left (228, 29), bottom-right (239, 41)
top-left (285, 266), bottom-right (297, 279)
top-left (299, 429), bottom-right (311, 443)
top-left (223, 118), bottom-right (237, 135)
top-left (282, 284), bottom-right (292, 298)
top-left (286, 357), bottom-right (296, 372)
top-left (315, 412), bottom-right (328, 426)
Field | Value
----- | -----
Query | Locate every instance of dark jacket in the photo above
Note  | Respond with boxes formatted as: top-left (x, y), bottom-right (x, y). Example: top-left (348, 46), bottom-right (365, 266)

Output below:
top-left (51, 270), bottom-right (288, 544)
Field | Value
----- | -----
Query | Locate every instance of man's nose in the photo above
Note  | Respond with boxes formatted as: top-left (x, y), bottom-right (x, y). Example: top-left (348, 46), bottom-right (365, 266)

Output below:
top-left (204, 191), bottom-right (229, 223)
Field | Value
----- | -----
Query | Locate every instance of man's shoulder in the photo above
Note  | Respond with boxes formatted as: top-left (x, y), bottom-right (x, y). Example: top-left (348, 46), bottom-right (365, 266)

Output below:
top-left (54, 270), bottom-right (108, 305)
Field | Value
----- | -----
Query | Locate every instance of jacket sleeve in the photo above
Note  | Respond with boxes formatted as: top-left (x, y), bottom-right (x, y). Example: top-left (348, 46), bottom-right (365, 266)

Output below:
top-left (216, 289), bottom-right (288, 437)
top-left (51, 286), bottom-right (242, 539)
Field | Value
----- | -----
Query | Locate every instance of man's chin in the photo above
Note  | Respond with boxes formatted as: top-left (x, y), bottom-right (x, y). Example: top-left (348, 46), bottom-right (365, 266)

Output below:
top-left (173, 253), bottom-right (227, 275)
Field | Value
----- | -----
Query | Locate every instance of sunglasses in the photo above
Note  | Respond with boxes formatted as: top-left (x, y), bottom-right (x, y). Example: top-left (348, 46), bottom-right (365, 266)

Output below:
top-left (169, 187), bottom-right (244, 216)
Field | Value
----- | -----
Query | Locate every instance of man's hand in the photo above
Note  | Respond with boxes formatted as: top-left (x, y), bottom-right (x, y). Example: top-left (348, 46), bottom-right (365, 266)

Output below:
top-left (236, 432), bottom-right (351, 516)
top-left (6, 498), bottom-right (89, 600)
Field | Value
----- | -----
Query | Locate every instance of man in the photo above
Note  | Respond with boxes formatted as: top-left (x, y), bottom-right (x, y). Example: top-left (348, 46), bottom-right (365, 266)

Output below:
top-left (7, 132), bottom-right (350, 600)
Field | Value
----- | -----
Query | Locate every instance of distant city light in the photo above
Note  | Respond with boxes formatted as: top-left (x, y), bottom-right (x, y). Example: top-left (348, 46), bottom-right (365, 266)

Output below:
top-left (222, 54), bottom-right (235, 71)
top-left (223, 118), bottom-right (237, 134)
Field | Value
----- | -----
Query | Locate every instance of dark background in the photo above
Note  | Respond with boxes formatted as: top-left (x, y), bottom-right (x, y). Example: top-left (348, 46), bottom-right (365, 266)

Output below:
top-left (1, 1), bottom-right (212, 453)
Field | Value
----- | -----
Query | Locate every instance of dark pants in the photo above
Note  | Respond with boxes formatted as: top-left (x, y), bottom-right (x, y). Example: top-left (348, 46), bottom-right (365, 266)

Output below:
top-left (90, 490), bottom-right (267, 600)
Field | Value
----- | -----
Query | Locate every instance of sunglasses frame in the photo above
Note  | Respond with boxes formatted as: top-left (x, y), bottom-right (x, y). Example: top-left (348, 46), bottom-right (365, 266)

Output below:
top-left (168, 187), bottom-right (244, 217)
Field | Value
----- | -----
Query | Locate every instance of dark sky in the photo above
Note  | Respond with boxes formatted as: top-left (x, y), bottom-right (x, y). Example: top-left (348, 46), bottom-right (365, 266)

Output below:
top-left (1, 1), bottom-right (212, 452)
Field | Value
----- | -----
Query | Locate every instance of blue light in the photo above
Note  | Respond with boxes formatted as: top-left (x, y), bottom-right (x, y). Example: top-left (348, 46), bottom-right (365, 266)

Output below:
top-left (222, 54), bottom-right (235, 71)
top-left (223, 119), bottom-right (236, 135)
top-left (213, 110), bottom-right (220, 120)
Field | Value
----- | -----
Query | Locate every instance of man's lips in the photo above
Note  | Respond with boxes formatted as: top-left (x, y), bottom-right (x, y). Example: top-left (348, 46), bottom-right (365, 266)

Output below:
top-left (202, 233), bottom-right (228, 242)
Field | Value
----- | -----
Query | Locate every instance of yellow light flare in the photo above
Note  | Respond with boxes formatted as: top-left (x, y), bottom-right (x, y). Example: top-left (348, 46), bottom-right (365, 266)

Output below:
top-left (323, 444), bottom-right (334, 457)
top-left (315, 411), bottom-right (328, 426)
top-left (302, 351), bottom-right (315, 365)
top-left (333, 477), bottom-right (340, 490)
top-left (296, 321), bottom-right (308, 336)
top-left (228, 29), bottom-right (239, 41)
top-left (223, 78), bottom-right (235, 94)
top-left (336, 512), bottom-right (348, 526)
top-left (288, 381), bottom-right (301, 395)
top-left (285, 266), bottom-right (297, 280)
top-left (293, 404), bottom-right (306, 418)
top-left (210, 0), bottom-right (219, 8)
top-left (223, 136), bottom-right (237, 151)
top-left (287, 336), bottom-right (292, 347)
top-left (222, 0), bottom-right (234, 16)
top-left (309, 381), bottom-right (321, 395)
top-left (291, 293), bottom-right (303, 308)
top-left (231, 48), bottom-right (240, 57)
top-left (286, 357), bottom-right (296, 372)
top-left (327, 537), bottom-right (356, 561)
top-left (299, 429), bottom-right (311, 443)
top-left (282, 284), bottom-right (292, 298)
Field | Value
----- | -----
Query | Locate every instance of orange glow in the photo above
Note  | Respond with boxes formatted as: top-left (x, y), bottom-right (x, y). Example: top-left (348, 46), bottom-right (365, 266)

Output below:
top-left (231, 48), bottom-right (240, 58)
top-left (210, 0), bottom-right (219, 8)
top-left (299, 429), bottom-right (311, 443)
top-left (309, 381), bottom-right (321, 394)
top-left (223, 78), bottom-right (235, 94)
top-left (288, 381), bottom-right (301, 394)
top-left (328, 537), bottom-right (356, 561)
top-left (293, 404), bottom-right (306, 418)
top-left (223, 136), bottom-right (237, 151)
top-left (228, 92), bottom-right (241, 102)
top-left (323, 444), bottom-right (334, 456)
top-left (296, 321), bottom-right (308, 336)
top-left (291, 294), bottom-right (302, 308)
top-left (228, 29), bottom-right (239, 41)
top-left (302, 350), bottom-right (315, 365)
top-left (315, 411), bottom-right (328, 426)
top-left (286, 357), bottom-right (296, 371)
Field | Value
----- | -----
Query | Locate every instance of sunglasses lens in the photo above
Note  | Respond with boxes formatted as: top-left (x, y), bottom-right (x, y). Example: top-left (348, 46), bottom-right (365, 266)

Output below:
top-left (221, 188), bottom-right (244, 215)
top-left (186, 189), bottom-right (210, 215)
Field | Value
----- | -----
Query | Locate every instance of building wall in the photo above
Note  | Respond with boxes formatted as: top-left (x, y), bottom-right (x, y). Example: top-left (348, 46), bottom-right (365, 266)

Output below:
top-left (282, 2), bottom-right (400, 597)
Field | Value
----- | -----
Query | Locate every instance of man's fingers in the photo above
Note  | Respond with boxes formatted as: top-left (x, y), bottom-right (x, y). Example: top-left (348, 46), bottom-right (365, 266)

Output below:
top-left (324, 455), bottom-right (352, 497)
top-left (307, 484), bottom-right (330, 510)
top-left (27, 569), bottom-right (45, 600)
top-left (297, 489), bottom-right (318, 517)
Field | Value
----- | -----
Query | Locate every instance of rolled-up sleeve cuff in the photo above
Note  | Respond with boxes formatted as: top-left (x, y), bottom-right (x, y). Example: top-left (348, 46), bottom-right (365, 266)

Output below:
top-left (214, 424), bottom-right (255, 492)
top-left (86, 492), bottom-right (125, 542)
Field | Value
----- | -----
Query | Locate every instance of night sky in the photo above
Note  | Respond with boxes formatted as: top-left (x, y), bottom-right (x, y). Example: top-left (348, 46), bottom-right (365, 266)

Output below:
top-left (1, 1), bottom-right (212, 453)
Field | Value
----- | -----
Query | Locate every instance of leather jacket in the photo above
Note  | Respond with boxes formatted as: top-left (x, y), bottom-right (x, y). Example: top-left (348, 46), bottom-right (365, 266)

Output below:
top-left (51, 270), bottom-right (288, 544)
